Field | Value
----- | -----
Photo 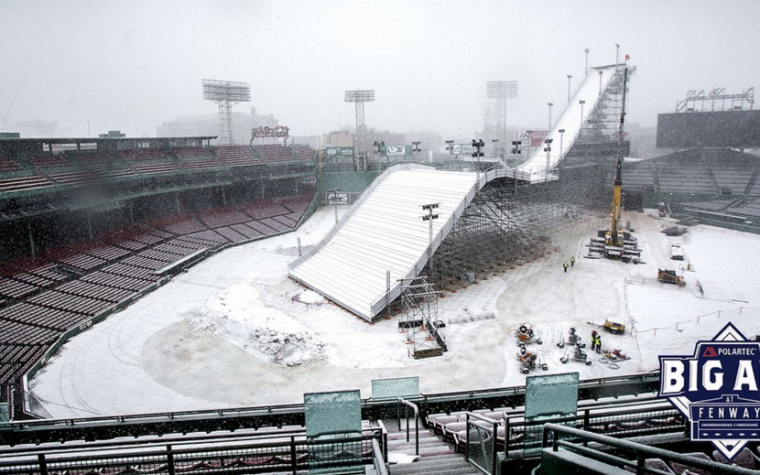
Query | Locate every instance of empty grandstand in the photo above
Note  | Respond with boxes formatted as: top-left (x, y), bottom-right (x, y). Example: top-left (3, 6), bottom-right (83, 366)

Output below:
top-left (0, 134), bottom-right (317, 420)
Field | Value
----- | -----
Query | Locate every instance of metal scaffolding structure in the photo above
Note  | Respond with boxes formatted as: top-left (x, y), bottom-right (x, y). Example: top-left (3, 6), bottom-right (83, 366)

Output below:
top-left (202, 79), bottom-right (251, 146)
top-left (398, 276), bottom-right (446, 359)
top-left (578, 67), bottom-right (634, 144)
top-left (426, 179), bottom-right (567, 290)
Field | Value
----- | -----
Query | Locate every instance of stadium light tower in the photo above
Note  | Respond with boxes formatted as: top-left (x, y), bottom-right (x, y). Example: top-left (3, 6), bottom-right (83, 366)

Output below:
top-left (202, 79), bottom-right (251, 145)
top-left (487, 81), bottom-right (518, 159)
top-left (345, 89), bottom-right (375, 171)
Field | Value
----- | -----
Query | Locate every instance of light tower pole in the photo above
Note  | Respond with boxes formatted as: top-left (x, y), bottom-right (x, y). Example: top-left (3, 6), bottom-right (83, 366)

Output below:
top-left (327, 189), bottom-right (341, 225)
top-left (202, 79), bottom-right (251, 145)
top-left (421, 203), bottom-right (440, 279)
top-left (558, 129), bottom-right (565, 162)
top-left (544, 138), bottom-right (553, 184)
top-left (445, 140), bottom-right (455, 160)
top-left (487, 81), bottom-right (518, 159)
top-left (471, 139), bottom-right (485, 181)
top-left (511, 140), bottom-right (522, 192)
top-left (585, 48), bottom-right (590, 75)
top-left (548, 102), bottom-right (554, 131)
top-left (567, 75), bottom-right (573, 103)
top-left (412, 141), bottom-right (422, 162)
top-left (345, 89), bottom-right (375, 172)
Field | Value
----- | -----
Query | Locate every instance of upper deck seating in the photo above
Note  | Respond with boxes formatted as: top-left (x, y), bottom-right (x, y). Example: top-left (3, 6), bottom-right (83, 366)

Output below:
top-left (216, 146), bottom-right (259, 166)
top-left (253, 144), bottom-right (296, 162)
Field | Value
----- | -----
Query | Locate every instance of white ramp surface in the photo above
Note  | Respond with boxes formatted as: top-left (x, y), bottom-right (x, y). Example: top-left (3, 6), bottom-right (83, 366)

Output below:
top-left (518, 64), bottom-right (619, 181)
top-left (289, 167), bottom-right (477, 321)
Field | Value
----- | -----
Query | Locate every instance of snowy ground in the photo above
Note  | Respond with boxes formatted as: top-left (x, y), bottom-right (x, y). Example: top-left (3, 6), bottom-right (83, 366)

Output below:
top-left (28, 206), bottom-right (760, 418)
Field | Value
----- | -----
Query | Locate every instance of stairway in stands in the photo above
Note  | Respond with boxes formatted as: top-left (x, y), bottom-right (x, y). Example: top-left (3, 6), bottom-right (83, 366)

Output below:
top-left (382, 419), bottom-right (482, 475)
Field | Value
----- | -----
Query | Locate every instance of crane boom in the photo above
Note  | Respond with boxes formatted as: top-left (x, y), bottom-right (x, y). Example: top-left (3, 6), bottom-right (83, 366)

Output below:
top-left (608, 66), bottom-right (628, 247)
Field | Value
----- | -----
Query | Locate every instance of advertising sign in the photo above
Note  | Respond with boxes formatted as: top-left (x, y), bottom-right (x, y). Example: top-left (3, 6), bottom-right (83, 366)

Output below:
top-left (659, 323), bottom-right (760, 460)
top-left (325, 147), bottom-right (354, 158)
top-left (252, 125), bottom-right (290, 139)
top-left (385, 145), bottom-right (411, 157)
top-left (325, 191), bottom-right (348, 205)
top-left (448, 143), bottom-right (476, 156)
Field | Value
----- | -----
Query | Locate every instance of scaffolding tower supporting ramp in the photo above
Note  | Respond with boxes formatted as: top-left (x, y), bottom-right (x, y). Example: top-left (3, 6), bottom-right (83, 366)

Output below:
top-left (398, 276), bottom-right (447, 359)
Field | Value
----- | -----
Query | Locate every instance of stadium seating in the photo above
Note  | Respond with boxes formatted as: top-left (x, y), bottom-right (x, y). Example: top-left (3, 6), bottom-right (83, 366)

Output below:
top-left (216, 145), bottom-right (259, 166)
top-left (174, 147), bottom-right (223, 170)
top-left (0, 158), bottom-right (23, 173)
top-left (195, 206), bottom-right (251, 228)
top-left (290, 144), bottom-right (316, 161)
top-left (253, 144), bottom-right (295, 162)
top-left (65, 150), bottom-right (114, 165)
top-left (239, 199), bottom-right (291, 220)
top-left (120, 149), bottom-right (171, 161)
top-left (28, 155), bottom-right (70, 168)
top-left (0, 191), bottom-right (316, 409)
top-left (0, 173), bottom-right (55, 192)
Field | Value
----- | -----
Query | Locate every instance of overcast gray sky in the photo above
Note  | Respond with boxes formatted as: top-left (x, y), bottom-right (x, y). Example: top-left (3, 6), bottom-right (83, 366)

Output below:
top-left (2, 0), bottom-right (759, 139)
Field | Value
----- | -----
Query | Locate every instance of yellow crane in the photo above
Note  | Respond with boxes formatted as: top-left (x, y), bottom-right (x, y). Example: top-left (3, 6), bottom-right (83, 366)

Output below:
top-left (606, 66), bottom-right (628, 249)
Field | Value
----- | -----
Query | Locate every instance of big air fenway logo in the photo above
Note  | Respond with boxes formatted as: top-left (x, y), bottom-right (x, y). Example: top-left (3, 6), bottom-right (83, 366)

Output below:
top-left (658, 323), bottom-right (760, 460)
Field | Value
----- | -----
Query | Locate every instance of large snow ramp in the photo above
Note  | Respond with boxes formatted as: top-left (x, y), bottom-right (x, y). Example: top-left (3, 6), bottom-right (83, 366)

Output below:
top-left (518, 64), bottom-right (620, 181)
top-left (289, 165), bottom-right (478, 321)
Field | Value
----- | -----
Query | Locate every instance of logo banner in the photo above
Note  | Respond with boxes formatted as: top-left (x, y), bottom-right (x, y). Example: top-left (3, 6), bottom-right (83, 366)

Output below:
top-left (658, 323), bottom-right (760, 460)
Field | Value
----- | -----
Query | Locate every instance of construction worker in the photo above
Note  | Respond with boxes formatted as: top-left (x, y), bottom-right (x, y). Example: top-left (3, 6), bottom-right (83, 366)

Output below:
top-left (595, 333), bottom-right (602, 353)
top-left (590, 330), bottom-right (598, 351)
top-left (570, 256), bottom-right (575, 267)
top-left (563, 262), bottom-right (569, 273)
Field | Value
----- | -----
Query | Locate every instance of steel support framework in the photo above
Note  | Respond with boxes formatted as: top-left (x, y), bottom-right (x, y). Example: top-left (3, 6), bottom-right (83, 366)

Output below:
top-left (426, 179), bottom-right (570, 290)
top-left (578, 67), bottom-right (634, 145)
top-left (399, 277), bottom-right (446, 359)
top-left (202, 79), bottom-right (251, 146)
top-left (345, 90), bottom-right (375, 172)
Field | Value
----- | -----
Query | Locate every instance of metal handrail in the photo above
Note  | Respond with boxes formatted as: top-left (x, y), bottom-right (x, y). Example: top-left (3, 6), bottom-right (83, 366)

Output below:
top-left (397, 398), bottom-right (419, 455)
top-left (0, 431), bottom-right (384, 475)
top-left (464, 411), bottom-right (500, 475)
top-left (371, 438), bottom-right (389, 475)
top-left (376, 420), bottom-right (389, 462)
top-left (541, 423), bottom-right (758, 475)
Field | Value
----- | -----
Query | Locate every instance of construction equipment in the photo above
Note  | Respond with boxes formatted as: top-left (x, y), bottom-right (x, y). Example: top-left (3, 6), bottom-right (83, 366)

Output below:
top-left (560, 342), bottom-right (592, 366)
top-left (657, 269), bottom-right (685, 286)
top-left (587, 65), bottom-right (641, 262)
top-left (557, 327), bottom-right (585, 348)
top-left (517, 345), bottom-right (548, 374)
top-left (587, 319), bottom-right (626, 335)
top-left (516, 323), bottom-right (542, 345)
top-left (604, 349), bottom-right (630, 362)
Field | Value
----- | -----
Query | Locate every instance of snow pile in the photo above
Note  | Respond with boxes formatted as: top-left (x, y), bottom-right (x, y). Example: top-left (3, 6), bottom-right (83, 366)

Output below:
top-left (190, 283), bottom-right (325, 367)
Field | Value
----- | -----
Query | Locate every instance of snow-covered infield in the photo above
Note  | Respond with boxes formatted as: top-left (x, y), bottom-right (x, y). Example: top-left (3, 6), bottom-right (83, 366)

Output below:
top-left (27, 207), bottom-right (760, 418)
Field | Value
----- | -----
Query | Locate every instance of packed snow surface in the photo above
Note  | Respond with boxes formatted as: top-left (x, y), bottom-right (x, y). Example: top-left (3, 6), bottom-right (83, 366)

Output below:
top-left (27, 206), bottom-right (760, 418)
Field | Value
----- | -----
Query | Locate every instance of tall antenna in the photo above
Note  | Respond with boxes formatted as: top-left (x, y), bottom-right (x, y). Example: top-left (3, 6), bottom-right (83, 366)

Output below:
top-left (344, 89), bottom-right (375, 170)
top-left (202, 79), bottom-right (251, 145)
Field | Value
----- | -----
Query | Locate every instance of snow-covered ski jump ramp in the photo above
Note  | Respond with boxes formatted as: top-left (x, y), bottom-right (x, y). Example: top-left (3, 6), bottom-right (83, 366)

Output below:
top-left (517, 64), bottom-right (625, 182)
top-left (289, 65), bottom-right (630, 322)
top-left (289, 164), bottom-right (526, 322)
